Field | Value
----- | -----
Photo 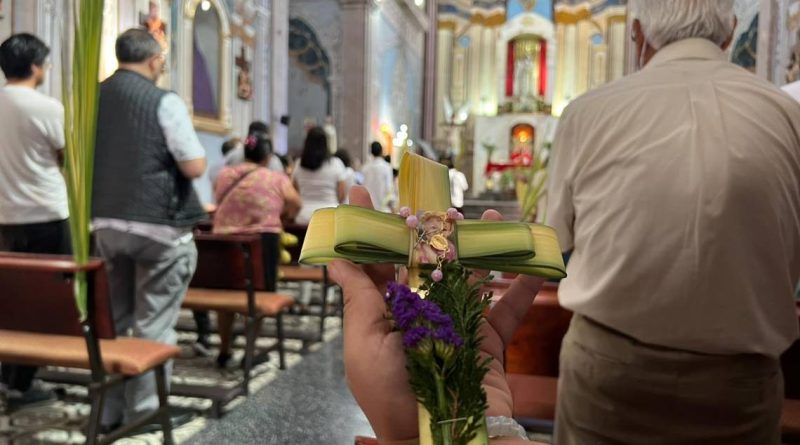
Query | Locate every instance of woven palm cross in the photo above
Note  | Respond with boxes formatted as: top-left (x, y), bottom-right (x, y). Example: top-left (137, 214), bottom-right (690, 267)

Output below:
top-left (299, 152), bottom-right (566, 283)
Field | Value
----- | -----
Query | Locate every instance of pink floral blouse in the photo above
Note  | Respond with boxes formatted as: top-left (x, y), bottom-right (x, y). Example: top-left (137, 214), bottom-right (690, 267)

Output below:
top-left (213, 164), bottom-right (290, 235)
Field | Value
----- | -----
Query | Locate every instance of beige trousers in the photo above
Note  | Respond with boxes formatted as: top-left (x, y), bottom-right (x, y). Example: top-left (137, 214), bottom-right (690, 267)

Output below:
top-left (555, 315), bottom-right (783, 445)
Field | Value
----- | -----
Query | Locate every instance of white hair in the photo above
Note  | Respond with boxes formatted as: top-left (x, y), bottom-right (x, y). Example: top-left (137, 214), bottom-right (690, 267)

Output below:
top-left (629, 0), bottom-right (736, 50)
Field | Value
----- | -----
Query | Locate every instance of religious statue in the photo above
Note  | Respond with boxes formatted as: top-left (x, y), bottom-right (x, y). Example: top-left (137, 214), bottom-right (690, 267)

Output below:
top-left (514, 56), bottom-right (536, 101)
top-left (235, 45), bottom-right (253, 101)
top-left (140, 1), bottom-right (168, 52)
top-left (323, 116), bottom-right (338, 154)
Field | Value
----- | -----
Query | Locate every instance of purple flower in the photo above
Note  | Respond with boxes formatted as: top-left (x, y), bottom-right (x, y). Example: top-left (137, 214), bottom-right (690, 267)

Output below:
top-left (434, 326), bottom-right (463, 347)
top-left (403, 326), bottom-right (432, 348)
top-left (385, 282), bottom-right (464, 350)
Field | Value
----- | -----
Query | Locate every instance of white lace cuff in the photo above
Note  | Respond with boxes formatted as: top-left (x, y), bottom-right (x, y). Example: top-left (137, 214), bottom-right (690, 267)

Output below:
top-left (486, 416), bottom-right (528, 440)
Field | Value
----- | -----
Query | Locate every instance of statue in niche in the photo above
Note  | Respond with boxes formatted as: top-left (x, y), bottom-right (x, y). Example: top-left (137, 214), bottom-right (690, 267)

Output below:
top-left (323, 116), bottom-right (337, 154)
top-left (514, 56), bottom-right (535, 99)
top-left (140, 1), bottom-right (168, 52)
top-left (192, 3), bottom-right (221, 117)
top-left (235, 45), bottom-right (253, 101)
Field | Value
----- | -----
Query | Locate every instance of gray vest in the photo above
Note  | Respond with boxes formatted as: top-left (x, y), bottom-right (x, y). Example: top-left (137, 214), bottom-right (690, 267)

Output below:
top-left (93, 70), bottom-right (205, 227)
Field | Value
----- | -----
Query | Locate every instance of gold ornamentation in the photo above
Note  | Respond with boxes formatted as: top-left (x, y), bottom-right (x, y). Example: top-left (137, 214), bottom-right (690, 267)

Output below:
top-left (430, 234), bottom-right (449, 252)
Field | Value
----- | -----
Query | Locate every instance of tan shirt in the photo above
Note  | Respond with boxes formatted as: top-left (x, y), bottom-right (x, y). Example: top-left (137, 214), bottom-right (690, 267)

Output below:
top-left (547, 38), bottom-right (800, 358)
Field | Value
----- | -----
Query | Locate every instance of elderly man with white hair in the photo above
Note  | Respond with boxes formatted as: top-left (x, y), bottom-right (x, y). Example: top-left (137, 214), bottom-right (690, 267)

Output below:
top-left (328, 0), bottom-right (800, 444)
top-left (545, 0), bottom-right (800, 443)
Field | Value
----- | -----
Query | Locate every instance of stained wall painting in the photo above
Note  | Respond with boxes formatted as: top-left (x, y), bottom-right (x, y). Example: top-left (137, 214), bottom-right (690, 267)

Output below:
top-left (731, 0), bottom-right (760, 72)
top-left (287, 13), bottom-right (335, 150)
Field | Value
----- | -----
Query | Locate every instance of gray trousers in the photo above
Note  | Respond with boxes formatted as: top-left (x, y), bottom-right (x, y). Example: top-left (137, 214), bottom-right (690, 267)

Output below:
top-left (94, 229), bottom-right (197, 426)
top-left (555, 315), bottom-right (783, 445)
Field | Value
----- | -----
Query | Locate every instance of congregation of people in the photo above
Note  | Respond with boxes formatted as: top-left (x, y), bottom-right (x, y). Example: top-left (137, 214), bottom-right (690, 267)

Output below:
top-left (1, 0), bottom-right (800, 444)
top-left (0, 25), bottom-right (452, 432)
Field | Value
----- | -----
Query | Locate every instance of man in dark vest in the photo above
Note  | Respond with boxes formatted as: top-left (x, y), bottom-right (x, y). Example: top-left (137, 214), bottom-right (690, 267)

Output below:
top-left (92, 28), bottom-right (206, 431)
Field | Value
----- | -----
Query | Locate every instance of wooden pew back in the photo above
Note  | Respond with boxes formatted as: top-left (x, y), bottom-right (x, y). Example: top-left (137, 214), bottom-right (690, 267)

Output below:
top-left (191, 233), bottom-right (266, 290)
top-left (0, 252), bottom-right (115, 339)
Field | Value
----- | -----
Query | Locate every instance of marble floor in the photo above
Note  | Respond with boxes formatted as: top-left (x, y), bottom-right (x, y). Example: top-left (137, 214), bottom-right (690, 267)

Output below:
top-left (187, 336), bottom-right (374, 445)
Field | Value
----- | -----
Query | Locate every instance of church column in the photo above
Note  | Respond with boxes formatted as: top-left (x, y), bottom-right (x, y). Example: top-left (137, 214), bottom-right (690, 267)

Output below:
top-left (253, 0), bottom-right (271, 123)
top-left (478, 26), bottom-right (497, 115)
top-left (434, 23), bottom-right (454, 143)
top-left (421, 0), bottom-right (437, 142)
top-left (270, 0), bottom-right (289, 155)
top-left (340, 0), bottom-right (372, 161)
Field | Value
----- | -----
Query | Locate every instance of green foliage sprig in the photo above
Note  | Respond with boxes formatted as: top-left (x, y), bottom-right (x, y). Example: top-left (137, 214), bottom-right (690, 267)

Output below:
top-left (386, 263), bottom-right (492, 445)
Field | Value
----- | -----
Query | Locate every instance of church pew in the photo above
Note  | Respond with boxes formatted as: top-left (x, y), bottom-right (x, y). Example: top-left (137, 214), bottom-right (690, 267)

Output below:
top-left (179, 233), bottom-right (294, 417)
top-left (493, 282), bottom-right (570, 433)
top-left (250, 222), bottom-right (339, 342)
top-left (0, 253), bottom-right (178, 444)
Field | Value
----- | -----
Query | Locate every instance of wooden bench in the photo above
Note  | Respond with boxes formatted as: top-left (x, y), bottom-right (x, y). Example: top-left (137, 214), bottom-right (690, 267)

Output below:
top-left (497, 282), bottom-right (570, 434)
top-left (0, 253), bottom-right (178, 445)
top-left (282, 223), bottom-right (340, 341)
top-left (178, 233), bottom-right (294, 417)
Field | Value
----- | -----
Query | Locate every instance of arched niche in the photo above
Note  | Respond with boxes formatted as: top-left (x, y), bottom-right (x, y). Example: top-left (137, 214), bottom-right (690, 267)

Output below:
top-left (496, 12), bottom-right (556, 108)
top-left (180, 0), bottom-right (232, 134)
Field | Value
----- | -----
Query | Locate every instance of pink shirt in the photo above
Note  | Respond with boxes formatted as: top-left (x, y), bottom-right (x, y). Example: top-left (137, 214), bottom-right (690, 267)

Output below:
top-left (213, 164), bottom-right (290, 235)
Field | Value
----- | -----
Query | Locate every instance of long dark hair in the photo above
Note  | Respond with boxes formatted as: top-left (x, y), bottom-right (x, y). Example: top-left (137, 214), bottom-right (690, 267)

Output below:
top-left (244, 131), bottom-right (272, 165)
top-left (300, 127), bottom-right (329, 171)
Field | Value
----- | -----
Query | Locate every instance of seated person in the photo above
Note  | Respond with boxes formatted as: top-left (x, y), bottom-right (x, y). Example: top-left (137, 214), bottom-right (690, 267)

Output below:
top-left (211, 132), bottom-right (301, 367)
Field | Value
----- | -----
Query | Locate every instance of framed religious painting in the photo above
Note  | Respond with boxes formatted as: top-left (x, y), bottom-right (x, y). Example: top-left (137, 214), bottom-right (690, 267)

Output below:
top-left (180, 0), bottom-right (232, 134)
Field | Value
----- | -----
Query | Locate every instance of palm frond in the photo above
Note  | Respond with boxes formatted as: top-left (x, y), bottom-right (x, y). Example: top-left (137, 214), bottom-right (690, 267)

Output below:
top-left (61, 0), bottom-right (105, 320)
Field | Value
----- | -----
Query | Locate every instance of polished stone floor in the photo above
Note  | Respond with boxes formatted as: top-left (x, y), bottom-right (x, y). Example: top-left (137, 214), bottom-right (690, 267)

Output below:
top-left (187, 336), bottom-right (374, 445)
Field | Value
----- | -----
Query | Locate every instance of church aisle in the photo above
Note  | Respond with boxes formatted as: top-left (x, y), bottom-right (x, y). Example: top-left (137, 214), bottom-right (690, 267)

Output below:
top-left (187, 336), bottom-right (374, 445)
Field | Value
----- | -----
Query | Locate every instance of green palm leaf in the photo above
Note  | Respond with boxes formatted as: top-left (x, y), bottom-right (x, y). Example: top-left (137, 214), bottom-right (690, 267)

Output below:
top-left (62, 0), bottom-right (105, 320)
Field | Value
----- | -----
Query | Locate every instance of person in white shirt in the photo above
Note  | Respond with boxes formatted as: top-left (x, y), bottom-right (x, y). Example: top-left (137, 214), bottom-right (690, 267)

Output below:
top-left (292, 127), bottom-right (347, 224)
top-left (92, 29), bottom-right (207, 431)
top-left (0, 32), bottom-right (67, 409)
top-left (361, 141), bottom-right (395, 212)
top-left (223, 121), bottom-right (284, 172)
top-left (442, 155), bottom-right (469, 213)
top-left (334, 149), bottom-right (358, 204)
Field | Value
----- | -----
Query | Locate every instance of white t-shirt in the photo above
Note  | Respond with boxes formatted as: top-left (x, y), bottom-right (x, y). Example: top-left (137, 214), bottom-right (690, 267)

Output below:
top-left (361, 156), bottom-right (395, 212)
top-left (449, 168), bottom-right (469, 208)
top-left (292, 157), bottom-right (346, 224)
top-left (0, 85), bottom-right (68, 224)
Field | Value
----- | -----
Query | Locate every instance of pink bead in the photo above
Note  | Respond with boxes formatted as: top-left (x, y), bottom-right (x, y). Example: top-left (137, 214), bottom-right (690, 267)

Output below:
top-left (431, 269), bottom-right (443, 282)
top-left (399, 206), bottom-right (411, 218)
top-left (447, 208), bottom-right (459, 219)
top-left (405, 215), bottom-right (418, 229)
